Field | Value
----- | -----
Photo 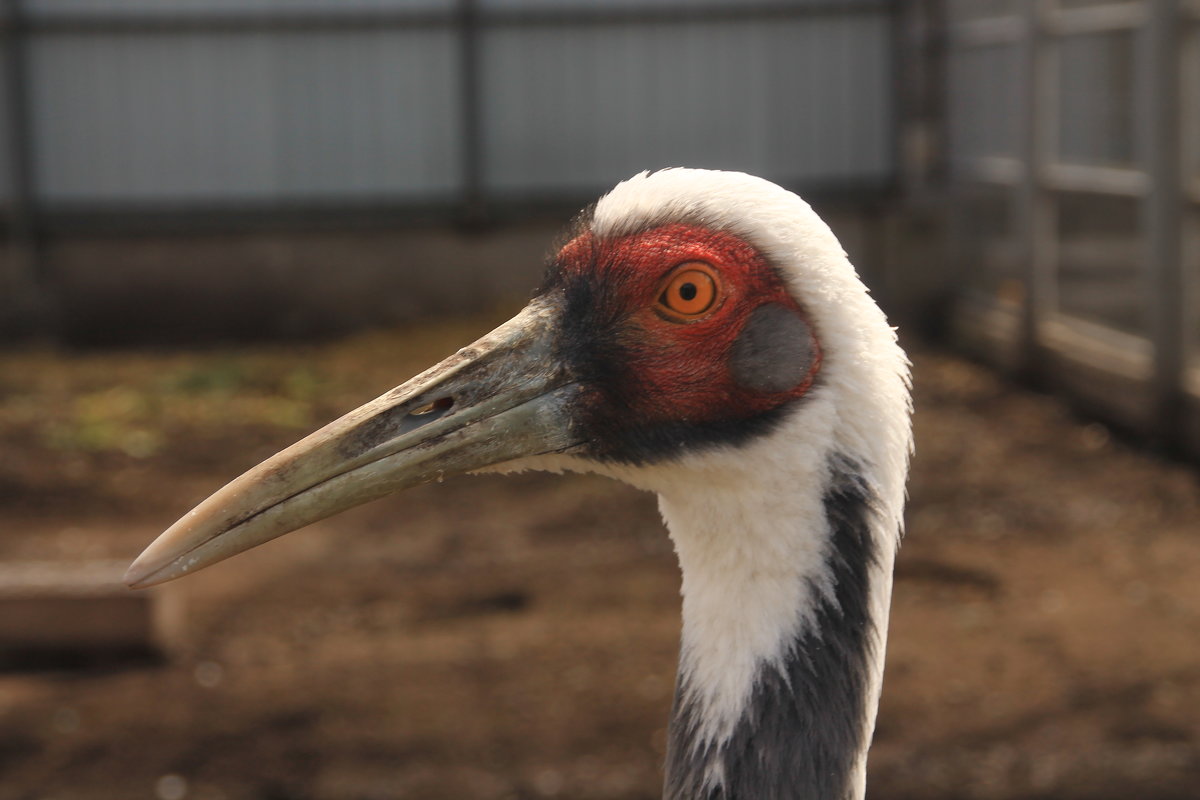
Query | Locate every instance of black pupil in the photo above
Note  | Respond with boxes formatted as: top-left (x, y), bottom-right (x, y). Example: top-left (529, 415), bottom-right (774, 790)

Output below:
top-left (678, 282), bottom-right (698, 302)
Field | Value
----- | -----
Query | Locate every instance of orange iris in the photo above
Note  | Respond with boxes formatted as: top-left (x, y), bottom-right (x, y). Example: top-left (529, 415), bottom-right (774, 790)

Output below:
top-left (656, 262), bottom-right (720, 320)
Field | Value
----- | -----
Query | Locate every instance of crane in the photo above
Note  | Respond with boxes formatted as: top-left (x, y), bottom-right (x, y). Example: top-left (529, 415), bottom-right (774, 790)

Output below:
top-left (126, 168), bottom-right (913, 800)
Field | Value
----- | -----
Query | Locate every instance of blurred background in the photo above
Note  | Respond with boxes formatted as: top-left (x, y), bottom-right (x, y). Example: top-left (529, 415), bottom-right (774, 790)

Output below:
top-left (0, 0), bottom-right (1198, 798)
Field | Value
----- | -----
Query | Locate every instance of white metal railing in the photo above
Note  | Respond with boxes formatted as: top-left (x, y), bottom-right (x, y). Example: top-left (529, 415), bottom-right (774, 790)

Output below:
top-left (944, 0), bottom-right (1197, 452)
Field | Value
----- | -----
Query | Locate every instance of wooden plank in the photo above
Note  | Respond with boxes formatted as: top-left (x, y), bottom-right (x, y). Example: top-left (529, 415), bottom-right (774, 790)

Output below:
top-left (0, 560), bottom-right (183, 659)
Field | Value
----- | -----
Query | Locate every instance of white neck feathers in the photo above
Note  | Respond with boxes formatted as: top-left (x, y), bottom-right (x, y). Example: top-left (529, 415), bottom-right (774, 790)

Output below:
top-left (595, 169), bottom-right (913, 798)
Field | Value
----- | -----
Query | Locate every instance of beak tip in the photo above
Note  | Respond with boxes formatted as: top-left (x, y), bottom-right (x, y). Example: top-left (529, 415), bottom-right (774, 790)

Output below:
top-left (123, 563), bottom-right (152, 590)
top-left (123, 553), bottom-right (171, 590)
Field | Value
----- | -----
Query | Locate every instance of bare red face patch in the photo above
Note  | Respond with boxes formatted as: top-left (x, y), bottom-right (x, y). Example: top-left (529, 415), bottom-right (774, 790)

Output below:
top-left (542, 223), bottom-right (821, 463)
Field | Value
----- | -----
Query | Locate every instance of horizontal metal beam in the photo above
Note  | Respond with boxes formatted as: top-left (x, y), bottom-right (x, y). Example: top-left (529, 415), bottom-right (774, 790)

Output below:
top-left (1043, 163), bottom-right (1149, 197)
top-left (949, 156), bottom-right (1022, 185)
top-left (0, 1), bottom-right (893, 36)
top-left (1039, 312), bottom-right (1153, 383)
top-left (1187, 361), bottom-right (1200, 398)
top-left (946, 2), bottom-right (1148, 45)
top-left (1047, 3), bottom-right (1146, 35)
top-left (8, 177), bottom-right (897, 238)
top-left (945, 15), bottom-right (1022, 47)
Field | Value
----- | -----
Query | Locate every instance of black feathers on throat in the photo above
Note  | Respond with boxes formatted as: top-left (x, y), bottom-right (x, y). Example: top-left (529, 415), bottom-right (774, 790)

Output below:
top-left (663, 454), bottom-right (882, 800)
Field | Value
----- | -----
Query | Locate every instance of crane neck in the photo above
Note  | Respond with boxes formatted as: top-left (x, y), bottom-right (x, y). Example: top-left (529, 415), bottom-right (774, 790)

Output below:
top-left (657, 451), bottom-right (892, 800)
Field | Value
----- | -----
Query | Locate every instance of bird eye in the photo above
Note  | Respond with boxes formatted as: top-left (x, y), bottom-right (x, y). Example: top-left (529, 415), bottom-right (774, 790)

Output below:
top-left (656, 263), bottom-right (720, 320)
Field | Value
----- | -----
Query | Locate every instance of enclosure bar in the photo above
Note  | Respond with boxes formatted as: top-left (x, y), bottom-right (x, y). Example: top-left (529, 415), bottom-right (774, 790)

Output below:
top-left (913, 0), bottom-right (949, 193)
top-left (0, 0), bottom-right (47, 337)
top-left (1141, 0), bottom-right (1185, 449)
top-left (1016, 0), bottom-right (1052, 380)
top-left (1188, 27), bottom-right (1200, 369)
top-left (886, 0), bottom-right (906, 191)
top-left (1046, 3), bottom-right (1145, 35)
top-left (946, 15), bottom-right (1023, 47)
top-left (1187, 26), bottom-right (1200, 203)
top-left (1043, 164), bottom-right (1149, 197)
top-left (457, 0), bottom-right (486, 226)
top-left (953, 156), bottom-right (1023, 186)
top-left (1041, 313), bottom-right (1153, 382)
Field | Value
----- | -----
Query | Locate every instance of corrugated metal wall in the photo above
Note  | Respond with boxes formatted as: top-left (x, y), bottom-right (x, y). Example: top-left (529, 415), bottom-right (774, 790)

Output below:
top-left (0, 0), bottom-right (896, 216)
top-left (28, 29), bottom-right (461, 204)
top-left (480, 12), bottom-right (892, 196)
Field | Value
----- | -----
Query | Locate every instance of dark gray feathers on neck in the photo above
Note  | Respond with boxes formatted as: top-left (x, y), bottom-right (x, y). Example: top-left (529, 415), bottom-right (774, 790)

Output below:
top-left (663, 454), bottom-right (881, 800)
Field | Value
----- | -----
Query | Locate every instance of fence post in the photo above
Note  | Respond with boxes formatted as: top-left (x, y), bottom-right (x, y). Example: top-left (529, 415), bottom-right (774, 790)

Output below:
top-left (1142, 0), bottom-right (1184, 450)
top-left (0, 0), bottom-right (47, 339)
top-left (457, 0), bottom-right (487, 227)
top-left (1016, 1), bottom-right (1051, 382)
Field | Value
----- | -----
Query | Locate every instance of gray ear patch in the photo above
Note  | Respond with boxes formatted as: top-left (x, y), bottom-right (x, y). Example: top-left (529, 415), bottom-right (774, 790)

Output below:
top-left (729, 303), bottom-right (816, 394)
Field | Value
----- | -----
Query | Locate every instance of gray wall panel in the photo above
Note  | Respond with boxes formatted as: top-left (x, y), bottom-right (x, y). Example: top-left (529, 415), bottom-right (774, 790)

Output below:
top-left (29, 30), bottom-right (459, 203)
top-left (32, 34), bottom-right (275, 202)
top-left (269, 31), bottom-right (459, 198)
top-left (2, 2), bottom-right (893, 213)
top-left (481, 13), bottom-right (892, 195)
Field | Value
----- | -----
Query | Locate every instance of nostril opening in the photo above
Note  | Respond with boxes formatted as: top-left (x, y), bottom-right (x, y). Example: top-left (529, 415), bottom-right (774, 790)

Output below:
top-left (390, 395), bottom-right (455, 440)
top-left (410, 396), bottom-right (455, 417)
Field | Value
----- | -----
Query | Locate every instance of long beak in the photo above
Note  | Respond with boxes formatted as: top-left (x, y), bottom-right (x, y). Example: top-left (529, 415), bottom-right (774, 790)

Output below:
top-left (125, 300), bottom-right (581, 589)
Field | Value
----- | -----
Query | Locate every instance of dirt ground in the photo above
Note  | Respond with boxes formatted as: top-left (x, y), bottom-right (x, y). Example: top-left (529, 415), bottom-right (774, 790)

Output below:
top-left (1, 310), bottom-right (1197, 800)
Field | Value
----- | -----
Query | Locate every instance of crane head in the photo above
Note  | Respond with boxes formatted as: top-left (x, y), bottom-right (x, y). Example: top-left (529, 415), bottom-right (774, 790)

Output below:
top-left (126, 168), bottom-right (902, 589)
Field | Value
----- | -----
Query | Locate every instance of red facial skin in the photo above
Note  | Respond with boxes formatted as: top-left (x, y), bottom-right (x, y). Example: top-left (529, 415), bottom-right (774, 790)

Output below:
top-left (555, 223), bottom-right (821, 428)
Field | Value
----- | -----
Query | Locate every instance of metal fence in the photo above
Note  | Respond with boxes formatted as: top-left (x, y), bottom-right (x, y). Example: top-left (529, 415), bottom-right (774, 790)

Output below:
top-left (943, 0), bottom-right (1200, 454)
top-left (0, 0), bottom-right (897, 217)
top-left (0, 0), bottom-right (900, 334)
